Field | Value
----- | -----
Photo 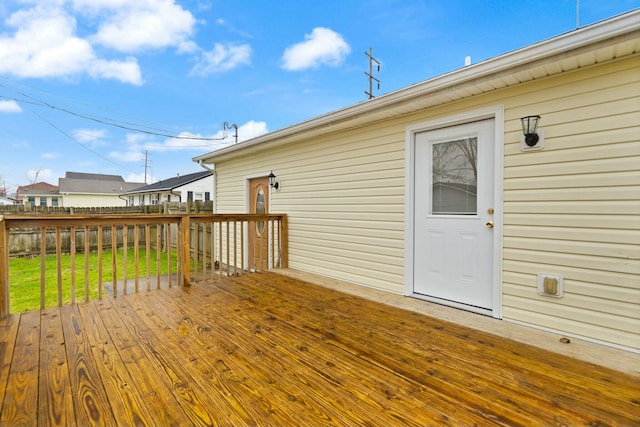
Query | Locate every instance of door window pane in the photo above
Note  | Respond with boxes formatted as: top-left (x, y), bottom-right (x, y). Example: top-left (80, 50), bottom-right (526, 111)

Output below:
top-left (432, 137), bottom-right (477, 215)
top-left (255, 189), bottom-right (266, 236)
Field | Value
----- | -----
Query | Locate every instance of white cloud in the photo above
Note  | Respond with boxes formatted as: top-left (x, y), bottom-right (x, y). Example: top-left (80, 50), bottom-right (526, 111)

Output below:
top-left (88, 57), bottom-right (142, 85)
top-left (72, 128), bottom-right (108, 146)
top-left (237, 120), bottom-right (269, 141)
top-left (0, 4), bottom-right (142, 84)
top-left (42, 152), bottom-right (61, 159)
top-left (0, 100), bottom-right (22, 113)
top-left (281, 27), bottom-right (350, 71)
top-left (190, 42), bottom-right (252, 76)
top-left (82, 0), bottom-right (197, 53)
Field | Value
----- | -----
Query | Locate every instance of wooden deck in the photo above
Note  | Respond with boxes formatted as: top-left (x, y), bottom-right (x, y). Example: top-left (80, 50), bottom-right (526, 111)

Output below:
top-left (0, 272), bottom-right (638, 426)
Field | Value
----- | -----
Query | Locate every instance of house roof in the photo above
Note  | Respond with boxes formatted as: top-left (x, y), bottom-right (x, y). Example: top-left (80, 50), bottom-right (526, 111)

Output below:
top-left (59, 173), bottom-right (144, 195)
top-left (64, 171), bottom-right (124, 182)
top-left (194, 9), bottom-right (640, 165)
top-left (16, 182), bottom-right (59, 196)
top-left (124, 171), bottom-right (212, 195)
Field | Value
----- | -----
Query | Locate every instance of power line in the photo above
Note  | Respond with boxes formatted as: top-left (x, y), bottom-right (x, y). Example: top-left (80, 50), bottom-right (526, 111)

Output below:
top-left (0, 78), bottom-right (234, 142)
top-left (24, 105), bottom-right (139, 175)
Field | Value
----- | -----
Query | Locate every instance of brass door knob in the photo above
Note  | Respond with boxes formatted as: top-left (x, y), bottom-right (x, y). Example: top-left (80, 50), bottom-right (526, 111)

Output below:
top-left (486, 221), bottom-right (494, 229)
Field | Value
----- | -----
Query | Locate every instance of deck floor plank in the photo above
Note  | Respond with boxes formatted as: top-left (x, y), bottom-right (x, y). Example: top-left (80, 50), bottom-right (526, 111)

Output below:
top-left (1, 271), bottom-right (639, 426)
top-left (114, 292), bottom-right (247, 426)
top-left (38, 307), bottom-right (76, 427)
top-left (92, 297), bottom-right (195, 427)
top-left (0, 313), bottom-right (20, 414)
top-left (77, 300), bottom-right (161, 426)
top-left (0, 310), bottom-right (40, 427)
top-left (60, 304), bottom-right (117, 427)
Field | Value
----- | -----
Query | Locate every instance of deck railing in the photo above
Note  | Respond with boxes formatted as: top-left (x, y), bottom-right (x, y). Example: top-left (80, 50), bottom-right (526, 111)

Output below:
top-left (0, 213), bottom-right (287, 318)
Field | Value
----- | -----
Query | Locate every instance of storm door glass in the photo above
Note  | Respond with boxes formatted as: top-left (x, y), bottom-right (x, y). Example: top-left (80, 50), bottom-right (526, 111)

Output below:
top-left (432, 137), bottom-right (478, 215)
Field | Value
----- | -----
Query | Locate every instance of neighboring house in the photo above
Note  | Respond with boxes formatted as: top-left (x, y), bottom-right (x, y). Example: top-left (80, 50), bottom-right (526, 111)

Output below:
top-left (124, 171), bottom-right (213, 207)
top-left (0, 196), bottom-right (17, 205)
top-left (58, 172), bottom-right (144, 207)
top-left (16, 182), bottom-right (61, 207)
top-left (194, 11), bottom-right (640, 352)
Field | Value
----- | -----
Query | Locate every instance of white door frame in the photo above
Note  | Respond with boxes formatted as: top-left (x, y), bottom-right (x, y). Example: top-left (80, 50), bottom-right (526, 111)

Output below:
top-left (404, 106), bottom-right (504, 318)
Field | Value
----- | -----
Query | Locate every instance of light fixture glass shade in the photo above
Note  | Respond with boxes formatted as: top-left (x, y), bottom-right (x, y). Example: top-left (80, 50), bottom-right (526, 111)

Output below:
top-left (268, 171), bottom-right (277, 188)
top-left (521, 115), bottom-right (541, 136)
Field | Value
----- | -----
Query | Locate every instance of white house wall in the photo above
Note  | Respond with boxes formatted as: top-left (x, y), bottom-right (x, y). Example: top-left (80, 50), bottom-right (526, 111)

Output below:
top-left (175, 175), bottom-right (214, 201)
top-left (62, 193), bottom-right (128, 207)
top-left (213, 54), bottom-right (639, 351)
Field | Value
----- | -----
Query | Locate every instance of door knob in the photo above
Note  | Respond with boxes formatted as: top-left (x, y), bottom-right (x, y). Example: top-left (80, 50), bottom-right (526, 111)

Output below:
top-left (486, 221), bottom-right (494, 229)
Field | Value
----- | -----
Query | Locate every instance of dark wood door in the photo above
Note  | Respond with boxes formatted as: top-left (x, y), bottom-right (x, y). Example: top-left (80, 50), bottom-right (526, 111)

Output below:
top-left (248, 177), bottom-right (269, 271)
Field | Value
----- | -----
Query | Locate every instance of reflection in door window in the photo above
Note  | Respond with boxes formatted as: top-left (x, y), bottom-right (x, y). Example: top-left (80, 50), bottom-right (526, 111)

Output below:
top-left (256, 188), bottom-right (266, 236)
top-left (432, 137), bottom-right (477, 215)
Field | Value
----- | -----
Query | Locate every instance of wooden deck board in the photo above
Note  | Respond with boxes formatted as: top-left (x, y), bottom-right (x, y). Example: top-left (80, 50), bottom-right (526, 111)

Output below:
top-left (0, 271), bottom-right (638, 426)
top-left (0, 313), bottom-right (19, 415)
top-left (1, 310), bottom-right (40, 427)
top-left (39, 307), bottom-right (76, 427)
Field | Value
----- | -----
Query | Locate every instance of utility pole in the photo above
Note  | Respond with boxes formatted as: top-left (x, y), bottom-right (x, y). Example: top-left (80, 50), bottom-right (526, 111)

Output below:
top-left (364, 47), bottom-right (380, 99)
top-left (143, 150), bottom-right (149, 184)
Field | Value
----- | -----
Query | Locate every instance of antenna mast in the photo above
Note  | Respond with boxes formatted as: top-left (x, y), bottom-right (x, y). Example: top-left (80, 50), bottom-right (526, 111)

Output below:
top-left (364, 47), bottom-right (380, 99)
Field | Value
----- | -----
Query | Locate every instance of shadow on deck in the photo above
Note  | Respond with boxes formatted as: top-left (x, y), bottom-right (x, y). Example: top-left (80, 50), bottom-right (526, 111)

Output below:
top-left (1, 271), bottom-right (638, 426)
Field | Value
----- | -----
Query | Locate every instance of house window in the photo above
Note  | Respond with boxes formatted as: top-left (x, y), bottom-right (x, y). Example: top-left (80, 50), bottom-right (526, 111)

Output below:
top-left (28, 197), bottom-right (35, 206)
top-left (204, 192), bottom-right (210, 201)
top-left (194, 192), bottom-right (203, 201)
top-left (151, 193), bottom-right (159, 205)
top-left (187, 191), bottom-right (193, 202)
top-left (40, 197), bottom-right (47, 207)
top-left (128, 196), bottom-right (134, 206)
top-left (51, 197), bottom-right (59, 207)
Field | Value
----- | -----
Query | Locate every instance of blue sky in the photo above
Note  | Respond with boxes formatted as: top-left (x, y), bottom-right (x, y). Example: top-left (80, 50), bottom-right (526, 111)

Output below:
top-left (0, 0), bottom-right (638, 194)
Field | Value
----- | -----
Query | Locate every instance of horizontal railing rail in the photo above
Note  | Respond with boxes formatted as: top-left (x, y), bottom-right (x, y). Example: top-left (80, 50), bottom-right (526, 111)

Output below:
top-left (0, 213), bottom-right (287, 318)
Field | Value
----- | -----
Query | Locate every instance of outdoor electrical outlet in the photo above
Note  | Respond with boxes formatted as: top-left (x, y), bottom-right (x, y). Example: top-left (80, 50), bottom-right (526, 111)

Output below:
top-left (537, 273), bottom-right (564, 298)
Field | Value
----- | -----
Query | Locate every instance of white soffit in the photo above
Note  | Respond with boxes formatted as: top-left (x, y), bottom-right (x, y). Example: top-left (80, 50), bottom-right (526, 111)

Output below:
top-left (194, 10), bottom-right (640, 164)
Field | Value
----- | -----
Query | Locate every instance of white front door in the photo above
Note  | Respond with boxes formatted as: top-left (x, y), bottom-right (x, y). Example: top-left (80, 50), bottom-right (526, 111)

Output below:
top-left (413, 119), bottom-right (496, 311)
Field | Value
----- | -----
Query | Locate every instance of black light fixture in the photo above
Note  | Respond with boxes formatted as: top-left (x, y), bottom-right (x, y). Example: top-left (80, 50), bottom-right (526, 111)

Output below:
top-left (521, 115), bottom-right (541, 147)
top-left (268, 171), bottom-right (279, 190)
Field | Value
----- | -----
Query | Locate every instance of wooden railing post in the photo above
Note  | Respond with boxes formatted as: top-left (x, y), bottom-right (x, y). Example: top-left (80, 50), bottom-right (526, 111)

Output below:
top-left (0, 216), bottom-right (8, 318)
top-left (280, 214), bottom-right (288, 268)
top-left (181, 215), bottom-right (191, 286)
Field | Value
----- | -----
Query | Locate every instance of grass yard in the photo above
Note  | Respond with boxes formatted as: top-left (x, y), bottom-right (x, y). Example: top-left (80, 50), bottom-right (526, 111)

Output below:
top-left (9, 248), bottom-right (174, 313)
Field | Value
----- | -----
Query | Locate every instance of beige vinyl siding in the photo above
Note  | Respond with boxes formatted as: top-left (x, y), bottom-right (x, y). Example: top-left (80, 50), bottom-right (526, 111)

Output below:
top-left (215, 122), bottom-right (407, 293)
top-left (501, 56), bottom-right (640, 350)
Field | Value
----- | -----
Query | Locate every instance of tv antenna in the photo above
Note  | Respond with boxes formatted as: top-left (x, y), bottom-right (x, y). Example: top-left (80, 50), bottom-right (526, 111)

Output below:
top-left (364, 47), bottom-right (380, 99)
top-left (223, 122), bottom-right (238, 144)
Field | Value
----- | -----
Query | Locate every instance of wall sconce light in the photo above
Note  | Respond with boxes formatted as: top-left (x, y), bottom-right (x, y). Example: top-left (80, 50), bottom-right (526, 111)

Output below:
top-left (521, 115), bottom-right (541, 147)
top-left (268, 171), bottom-right (279, 190)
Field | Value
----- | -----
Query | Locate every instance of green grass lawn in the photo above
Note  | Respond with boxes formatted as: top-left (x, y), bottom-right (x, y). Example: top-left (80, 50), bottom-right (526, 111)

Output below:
top-left (9, 248), bottom-right (175, 313)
